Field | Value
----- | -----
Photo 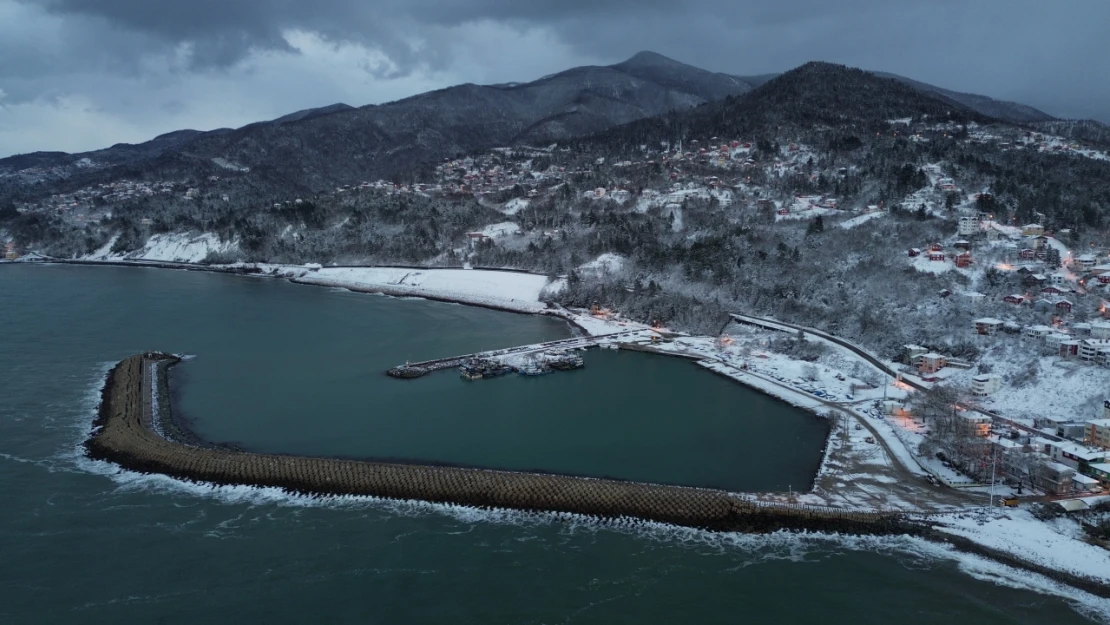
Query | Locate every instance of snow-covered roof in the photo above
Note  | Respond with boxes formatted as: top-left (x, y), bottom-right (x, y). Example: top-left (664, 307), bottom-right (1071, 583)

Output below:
top-left (1056, 499), bottom-right (1089, 512)
top-left (1086, 418), bottom-right (1110, 428)
top-left (1074, 474), bottom-right (1100, 485)
top-left (920, 352), bottom-right (945, 359)
top-left (974, 317), bottom-right (1003, 324)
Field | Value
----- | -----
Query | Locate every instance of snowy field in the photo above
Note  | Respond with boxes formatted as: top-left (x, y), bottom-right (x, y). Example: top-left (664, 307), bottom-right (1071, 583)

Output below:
top-left (949, 340), bottom-right (1110, 423)
top-left (83, 232), bottom-right (239, 263)
top-left (285, 267), bottom-right (563, 313)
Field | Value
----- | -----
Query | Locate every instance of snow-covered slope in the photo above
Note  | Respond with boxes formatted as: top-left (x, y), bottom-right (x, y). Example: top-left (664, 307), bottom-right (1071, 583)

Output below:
top-left (83, 232), bottom-right (239, 263)
top-left (289, 267), bottom-right (563, 313)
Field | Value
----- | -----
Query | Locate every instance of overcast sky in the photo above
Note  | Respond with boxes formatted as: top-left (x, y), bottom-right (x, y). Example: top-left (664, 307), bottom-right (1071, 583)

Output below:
top-left (2, 0), bottom-right (1108, 157)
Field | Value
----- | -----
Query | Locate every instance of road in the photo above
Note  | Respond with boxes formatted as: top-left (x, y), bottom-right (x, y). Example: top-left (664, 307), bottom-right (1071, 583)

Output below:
top-left (730, 313), bottom-right (1062, 442)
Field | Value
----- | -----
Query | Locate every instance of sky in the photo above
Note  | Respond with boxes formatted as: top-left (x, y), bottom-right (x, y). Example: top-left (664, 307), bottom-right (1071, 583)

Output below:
top-left (1, 0), bottom-right (1108, 157)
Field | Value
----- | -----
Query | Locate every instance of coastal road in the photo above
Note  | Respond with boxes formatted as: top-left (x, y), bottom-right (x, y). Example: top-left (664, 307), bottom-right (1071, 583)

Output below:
top-left (730, 313), bottom-right (1062, 442)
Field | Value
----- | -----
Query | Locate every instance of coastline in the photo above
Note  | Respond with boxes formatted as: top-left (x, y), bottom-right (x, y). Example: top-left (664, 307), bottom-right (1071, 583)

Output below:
top-left (86, 352), bottom-right (914, 536)
top-left (20, 258), bottom-right (1110, 600)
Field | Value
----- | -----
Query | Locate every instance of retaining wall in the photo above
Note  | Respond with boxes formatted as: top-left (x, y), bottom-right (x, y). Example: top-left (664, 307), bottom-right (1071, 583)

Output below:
top-left (86, 353), bottom-right (913, 535)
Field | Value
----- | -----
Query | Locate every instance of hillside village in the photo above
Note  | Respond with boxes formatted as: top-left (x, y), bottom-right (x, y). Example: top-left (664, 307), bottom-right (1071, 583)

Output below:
top-left (5, 107), bottom-right (1110, 511)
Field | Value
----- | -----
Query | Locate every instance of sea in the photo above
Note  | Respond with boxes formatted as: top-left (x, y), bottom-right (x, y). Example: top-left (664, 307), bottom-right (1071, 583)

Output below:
top-left (0, 263), bottom-right (1105, 624)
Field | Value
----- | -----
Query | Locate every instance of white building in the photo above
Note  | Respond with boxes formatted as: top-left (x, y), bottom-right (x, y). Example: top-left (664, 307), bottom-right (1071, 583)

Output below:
top-left (1022, 324), bottom-right (1054, 341)
top-left (957, 215), bottom-right (979, 237)
top-left (1076, 254), bottom-right (1098, 272)
top-left (1078, 339), bottom-right (1110, 365)
top-left (973, 318), bottom-right (1004, 335)
top-left (971, 374), bottom-right (1001, 396)
top-left (1090, 321), bottom-right (1110, 339)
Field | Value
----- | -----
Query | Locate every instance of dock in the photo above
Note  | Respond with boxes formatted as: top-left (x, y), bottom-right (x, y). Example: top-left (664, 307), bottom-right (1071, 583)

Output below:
top-left (386, 330), bottom-right (651, 378)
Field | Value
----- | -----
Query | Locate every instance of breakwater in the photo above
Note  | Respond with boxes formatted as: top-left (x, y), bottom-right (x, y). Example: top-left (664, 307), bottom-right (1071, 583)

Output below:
top-left (86, 353), bottom-right (912, 535)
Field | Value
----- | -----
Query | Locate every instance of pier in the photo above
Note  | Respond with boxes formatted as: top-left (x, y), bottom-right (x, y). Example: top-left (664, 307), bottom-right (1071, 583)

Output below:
top-left (386, 330), bottom-right (650, 378)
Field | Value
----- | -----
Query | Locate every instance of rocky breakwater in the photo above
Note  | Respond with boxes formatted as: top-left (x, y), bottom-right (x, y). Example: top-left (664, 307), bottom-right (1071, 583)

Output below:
top-left (86, 353), bottom-right (917, 535)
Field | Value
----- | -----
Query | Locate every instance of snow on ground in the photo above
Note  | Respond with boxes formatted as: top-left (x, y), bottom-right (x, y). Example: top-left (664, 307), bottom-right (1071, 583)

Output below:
top-left (838, 212), bottom-right (883, 229)
top-left (947, 341), bottom-right (1110, 423)
top-left (83, 234), bottom-right (119, 260)
top-left (501, 198), bottom-right (529, 215)
top-left (476, 222), bottom-right (521, 238)
top-left (287, 267), bottom-right (560, 313)
top-left (97, 232), bottom-right (239, 263)
top-left (910, 254), bottom-right (956, 274)
top-left (930, 508), bottom-right (1110, 586)
top-left (559, 309), bottom-right (653, 336)
top-left (578, 253), bottom-right (626, 278)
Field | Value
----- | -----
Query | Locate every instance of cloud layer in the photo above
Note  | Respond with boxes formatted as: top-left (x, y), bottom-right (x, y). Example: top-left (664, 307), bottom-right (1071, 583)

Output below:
top-left (2, 0), bottom-right (1108, 156)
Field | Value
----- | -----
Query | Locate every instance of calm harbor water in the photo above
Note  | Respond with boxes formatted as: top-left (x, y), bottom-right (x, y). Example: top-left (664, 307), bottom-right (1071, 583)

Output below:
top-left (0, 264), bottom-right (1105, 624)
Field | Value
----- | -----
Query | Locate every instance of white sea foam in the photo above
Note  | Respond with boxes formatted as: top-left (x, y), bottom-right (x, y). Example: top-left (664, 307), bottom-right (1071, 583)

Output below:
top-left (62, 363), bottom-right (1110, 621)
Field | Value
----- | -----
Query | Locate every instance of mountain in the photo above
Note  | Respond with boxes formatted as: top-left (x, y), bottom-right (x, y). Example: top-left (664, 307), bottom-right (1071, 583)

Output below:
top-left (870, 72), bottom-right (1056, 123)
top-left (583, 61), bottom-right (991, 150)
top-left (0, 52), bottom-right (752, 193)
top-left (717, 69), bottom-right (1056, 124)
top-left (1032, 119), bottom-right (1110, 147)
top-left (612, 51), bottom-right (757, 101)
top-left (270, 103), bottom-right (356, 125)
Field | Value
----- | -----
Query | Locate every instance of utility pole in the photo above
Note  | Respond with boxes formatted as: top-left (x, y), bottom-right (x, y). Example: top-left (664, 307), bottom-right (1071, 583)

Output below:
top-left (989, 455), bottom-right (997, 510)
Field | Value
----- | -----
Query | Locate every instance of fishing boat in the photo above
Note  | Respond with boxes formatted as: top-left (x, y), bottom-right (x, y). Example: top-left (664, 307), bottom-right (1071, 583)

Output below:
top-left (517, 355), bottom-right (552, 376)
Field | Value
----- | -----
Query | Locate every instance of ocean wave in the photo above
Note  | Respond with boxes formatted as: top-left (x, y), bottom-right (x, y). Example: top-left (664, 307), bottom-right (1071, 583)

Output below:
top-left (63, 364), bottom-right (1110, 622)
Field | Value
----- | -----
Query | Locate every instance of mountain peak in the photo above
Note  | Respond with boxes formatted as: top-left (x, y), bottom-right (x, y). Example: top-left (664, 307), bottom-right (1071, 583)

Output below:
top-left (616, 51), bottom-right (684, 68)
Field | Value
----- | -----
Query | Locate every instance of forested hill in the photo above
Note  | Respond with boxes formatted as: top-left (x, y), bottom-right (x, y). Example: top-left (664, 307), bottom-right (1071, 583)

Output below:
top-left (578, 62), bottom-right (993, 153)
top-left (0, 52), bottom-right (755, 197)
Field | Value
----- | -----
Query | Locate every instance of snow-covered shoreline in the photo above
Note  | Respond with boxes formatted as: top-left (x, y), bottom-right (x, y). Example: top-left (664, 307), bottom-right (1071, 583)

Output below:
top-left (21, 256), bottom-right (1110, 601)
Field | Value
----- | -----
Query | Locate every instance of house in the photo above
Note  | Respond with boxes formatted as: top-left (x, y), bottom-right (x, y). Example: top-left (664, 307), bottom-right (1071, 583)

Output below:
top-left (954, 252), bottom-right (972, 268)
top-left (1041, 285), bottom-right (1064, 296)
top-left (973, 318), bottom-right (1004, 335)
top-left (1047, 441), bottom-right (1110, 471)
top-left (954, 240), bottom-right (971, 250)
top-left (1036, 461), bottom-right (1077, 495)
top-left (1074, 322), bottom-right (1093, 336)
top-left (1059, 340), bottom-right (1081, 358)
top-left (1022, 324), bottom-right (1054, 341)
top-left (1090, 322), bottom-right (1110, 339)
top-left (927, 250), bottom-right (946, 262)
top-left (907, 248), bottom-right (921, 257)
top-left (1032, 235), bottom-right (1050, 250)
top-left (1073, 473), bottom-right (1101, 493)
top-left (1003, 294), bottom-right (1026, 305)
top-left (1088, 463), bottom-right (1110, 485)
top-left (900, 344), bottom-right (929, 364)
top-left (915, 352), bottom-right (947, 374)
top-left (1019, 248), bottom-right (1038, 260)
top-left (1046, 332), bottom-right (1073, 348)
top-left (1022, 223), bottom-right (1045, 236)
top-left (957, 216), bottom-right (978, 237)
top-left (1088, 419), bottom-right (1110, 449)
top-left (1078, 339), bottom-right (1110, 365)
top-left (1055, 299), bottom-right (1074, 314)
top-left (971, 374), bottom-right (1001, 396)
top-left (957, 412), bottom-right (992, 436)
top-left (1049, 273), bottom-right (1069, 286)
top-left (1076, 254), bottom-right (1098, 272)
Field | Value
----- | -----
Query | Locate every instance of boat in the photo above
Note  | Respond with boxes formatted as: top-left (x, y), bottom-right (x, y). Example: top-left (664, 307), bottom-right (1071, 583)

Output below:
top-left (600, 343), bottom-right (618, 350)
top-left (460, 357), bottom-right (512, 379)
top-left (517, 361), bottom-right (551, 376)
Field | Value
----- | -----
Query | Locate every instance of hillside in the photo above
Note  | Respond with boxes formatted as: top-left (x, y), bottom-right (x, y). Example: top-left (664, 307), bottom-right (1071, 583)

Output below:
top-left (0, 52), bottom-right (753, 196)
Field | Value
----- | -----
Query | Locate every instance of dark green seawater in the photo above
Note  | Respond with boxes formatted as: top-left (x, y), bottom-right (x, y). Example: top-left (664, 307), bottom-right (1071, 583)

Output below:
top-left (0, 264), bottom-right (1105, 624)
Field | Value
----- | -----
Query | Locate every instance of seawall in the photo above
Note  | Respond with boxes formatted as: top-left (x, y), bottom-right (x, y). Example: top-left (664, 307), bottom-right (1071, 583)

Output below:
top-left (85, 353), bottom-right (912, 536)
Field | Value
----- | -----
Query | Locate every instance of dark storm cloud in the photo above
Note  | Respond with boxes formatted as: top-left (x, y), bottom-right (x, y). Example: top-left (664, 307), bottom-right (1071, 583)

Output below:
top-left (3, 0), bottom-right (1109, 156)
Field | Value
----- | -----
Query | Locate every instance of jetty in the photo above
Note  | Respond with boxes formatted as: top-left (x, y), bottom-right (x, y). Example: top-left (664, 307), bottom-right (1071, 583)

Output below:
top-left (86, 352), bottom-right (915, 536)
top-left (386, 330), bottom-right (647, 378)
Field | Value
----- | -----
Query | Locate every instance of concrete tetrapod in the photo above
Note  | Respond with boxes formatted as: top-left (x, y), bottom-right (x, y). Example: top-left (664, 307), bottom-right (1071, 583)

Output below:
top-left (85, 353), bottom-right (914, 535)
